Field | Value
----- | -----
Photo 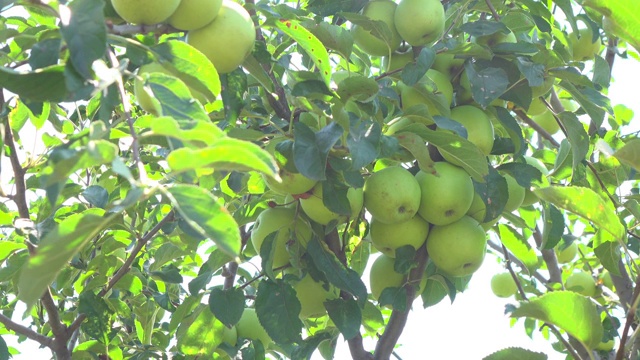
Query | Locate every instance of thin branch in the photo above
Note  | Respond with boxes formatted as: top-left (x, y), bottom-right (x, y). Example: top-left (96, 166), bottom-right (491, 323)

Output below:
top-left (532, 227), bottom-right (562, 284)
top-left (373, 245), bottom-right (428, 360)
top-left (223, 227), bottom-right (246, 290)
top-left (501, 243), bottom-right (528, 298)
top-left (616, 272), bottom-right (640, 360)
top-left (484, 0), bottom-right (500, 20)
top-left (0, 313), bottom-right (52, 347)
top-left (514, 109), bottom-right (560, 147)
top-left (3, 118), bottom-right (29, 219)
top-left (605, 36), bottom-right (618, 78)
top-left (487, 240), bottom-right (548, 284)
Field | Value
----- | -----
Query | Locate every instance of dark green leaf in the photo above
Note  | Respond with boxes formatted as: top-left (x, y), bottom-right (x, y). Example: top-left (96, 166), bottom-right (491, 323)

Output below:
top-left (464, 62), bottom-right (509, 108)
top-left (255, 279), bottom-right (303, 344)
top-left (347, 120), bottom-right (381, 169)
top-left (516, 57), bottom-right (545, 87)
top-left (460, 20), bottom-right (510, 37)
top-left (293, 122), bottom-right (344, 181)
top-left (291, 332), bottom-right (334, 360)
top-left (208, 286), bottom-right (245, 328)
top-left (81, 185), bottom-right (109, 209)
top-left (79, 291), bottom-right (112, 344)
top-left (28, 38), bottom-right (62, 70)
top-left (325, 298), bottom-right (361, 340)
top-left (378, 286), bottom-right (407, 311)
top-left (473, 167), bottom-right (508, 222)
top-left (59, 0), bottom-right (106, 79)
top-left (0, 336), bottom-right (8, 360)
top-left (541, 203), bottom-right (564, 250)
top-left (594, 241), bottom-right (622, 277)
top-left (421, 277), bottom-right (448, 308)
top-left (336, 75), bottom-right (378, 102)
top-left (0, 65), bottom-right (68, 102)
top-left (221, 69), bottom-right (248, 125)
top-left (401, 47), bottom-right (435, 86)
top-left (420, 128), bottom-right (489, 182)
top-left (558, 112), bottom-right (589, 172)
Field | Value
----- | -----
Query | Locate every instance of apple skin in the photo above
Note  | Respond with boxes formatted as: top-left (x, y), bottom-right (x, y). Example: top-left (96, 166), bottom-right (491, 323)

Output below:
top-left (111, 0), bottom-right (180, 25)
top-left (236, 308), bottom-right (273, 347)
top-left (364, 166), bottom-right (421, 224)
top-left (369, 254), bottom-right (426, 302)
top-left (595, 339), bottom-right (615, 352)
top-left (447, 105), bottom-right (495, 156)
top-left (415, 162), bottom-right (474, 226)
top-left (352, 0), bottom-right (401, 56)
top-left (262, 137), bottom-right (317, 195)
top-left (431, 53), bottom-right (465, 81)
top-left (565, 271), bottom-right (597, 297)
top-left (370, 215), bottom-right (430, 257)
top-left (394, 0), bottom-right (445, 46)
top-left (214, 325), bottom-right (238, 358)
top-left (382, 47), bottom-right (414, 75)
top-left (299, 183), bottom-right (363, 225)
top-left (502, 173), bottom-right (525, 212)
top-left (521, 156), bottom-right (550, 206)
top-left (532, 109), bottom-right (560, 134)
top-left (186, 1), bottom-right (256, 74)
top-left (473, 31), bottom-right (517, 47)
top-left (399, 69), bottom-right (453, 118)
top-left (250, 208), bottom-right (312, 269)
top-left (531, 76), bottom-right (555, 98)
top-left (291, 274), bottom-right (339, 319)
top-left (601, 270), bottom-right (614, 290)
top-left (527, 97), bottom-right (548, 116)
top-left (555, 242), bottom-right (578, 264)
top-left (426, 216), bottom-right (487, 277)
top-left (569, 28), bottom-right (602, 61)
top-left (169, 0), bottom-right (223, 30)
top-left (490, 272), bottom-right (517, 298)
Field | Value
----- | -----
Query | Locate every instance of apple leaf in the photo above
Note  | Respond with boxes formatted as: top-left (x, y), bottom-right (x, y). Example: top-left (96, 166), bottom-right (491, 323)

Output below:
top-left (347, 120), bottom-right (381, 170)
top-left (612, 138), bottom-right (640, 171)
top-left (581, 0), bottom-right (640, 53)
top-left (255, 279), bottom-right (303, 345)
top-left (534, 186), bottom-right (624, 241)
top-left (142, 73), bottom-right (209, 121)
top-left (557, 112), bottom-right (589, 173)
top-left (220, 69), bottom-right (248, 124)
top-left (494, 107), bottom-right (525, 157)
top-left (0, 65), bottom-right (69, 102)
top-left (498, 224), bottom-right (539, 270)
top-left (464, 62), bottom-right (509, 108)
top-left (401, 47), bottom-right (435, 86)
top-left (291, 332), bottom-right (334, 360)
top-left (208, 286), bottom-right (245, 328)
top-left (557, 80), bottom-right (609, 129)
top-left (293, 122), bottom-right (344, 181)
top-left (394, 131), bottom-right (435, 173)
top-left (276, 19), bottom-right (331, 88)
top-left (59, 0), bottom-right (106, 79)
top-left (420, 128), bottom-right (489, 182)
top-left (421, 277), bottom-right (449, 308)
top-left (307, 21), bottom-right (354, 60)
top-left (378, 286), bottom-right (407, 312)
top-left (325, 298), bottom-right (362, 340)
top-left (594, 240), bottom-right (622, 277)
top-left (482, 347), bottom-right (547, 360)
top-left (336, 75), bottom-right (379, 102)
top-left (149, 116), bottom-right (225, 146)
top-left (509, 291), bottom-right (604, 350)
top-left (176, 304), bottom-right (225, 355)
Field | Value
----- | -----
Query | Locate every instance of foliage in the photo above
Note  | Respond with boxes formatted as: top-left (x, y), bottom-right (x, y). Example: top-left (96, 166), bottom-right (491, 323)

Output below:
top-left (0, 0), bottom-right (640, 359)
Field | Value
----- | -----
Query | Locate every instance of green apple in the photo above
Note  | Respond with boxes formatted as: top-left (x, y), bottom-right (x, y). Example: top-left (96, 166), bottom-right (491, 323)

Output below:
top-left (502, 173), bottom-right (525, 213)
top-left (466, 192), bottom-right (487, 223)
top-left (521, 156), bottom-right (550, 206)
top-left (595, 339), bottom-right (615, 352)
top-left (186, 1), bottom-right (256, 74)
top-left (251, 208), bottom-right (312, 269)
top-left (415, 162), bottom-right (474, 226)
top-left (490, 272), bottom-right (517, 298)
top-left (532, 109), bottom-right (560, 134)
top-left (111, 0), bottom-right (180, 25)
top-left (299, 183), bottom-right (363, 225)
top-left (531, 76), bottom-right (555, 98)
top-left (352, 0), bottom-right (401, 56)
top-left (527, 97), bottom-right (548, 116)
top-left (369, 254), bottom-right (426, 301)
top-left (399, 69), bottom-right (453, 116)
top-left (474, 31), bottom-right (517, 47)
top-left (291, 274), bottom-right (339, 319)
top-left (600, 270), bottom-right (614, 290)
top-left (565, 271), bottom-right (596, 297)
top-left (394, 0), bottom-right (445, 46)
top-left (364, 166), bottom-right (421, 224)
top-left (431, 53), bottom-right (465, 81)
top-left (236, 308), bottom-right (272, 347)
top-left (447, 105), bottom-right (495, 156)
top-left (569, 28), bottom-right (602, 61)
top-left (169, 0), bottom-right (223, 30)
top-left (426, 216), bottom-right (487, 277)
top-left (214, 325), bottom-right (238, 358)
top-left (370, 215), bottom-right (430, 257)
top-left (382, 46), bottom-right (414, 74)
top-left (555, 242), bottom-right (578, 264)
top-left (560, 98), bottom-right (580, 112)
top-left (262, 137), bottom-right (317, 195)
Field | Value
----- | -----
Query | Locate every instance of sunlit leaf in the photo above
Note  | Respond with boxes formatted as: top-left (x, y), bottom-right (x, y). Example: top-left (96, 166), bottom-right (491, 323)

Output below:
top-left (176, 304), bottom-right (224, 355)
top-left (255, 280), bottom-right (303, 344)
top-left (582, 0), bottom-right (640, 53)
top-left (483, 347), bottom-right (547, 360)
top-left (612, 138), bottom-right (640, 171)
top-left (276, 19), bottom-right (331, 87)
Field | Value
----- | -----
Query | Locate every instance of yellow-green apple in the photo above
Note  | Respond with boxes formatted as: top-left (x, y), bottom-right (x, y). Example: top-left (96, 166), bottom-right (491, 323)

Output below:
top-left (251, 208), bottom-right (312, 269)
top-left (415, 162), bottom-right (474, 226)
top-left (370, 215), bottom-right (430, 257)
top-left (527, 97), bottom-right (548, 116)
top-left (169, 0), bottom-right (223, 30)
top-left (426, 216), bottom-right (487, 277)
top-left (236, 308), bottom-right (272, 347)
top-left (186, 0), bottom-right (256, 74)
top-left (466, 192), bottom-right (501, 228)
top-left (569, 28), bottom-right (602, 61)
top-left (214, 325), bottom-right (238, 358)
top-left (382, 46), bottom-right (414, 74)
top-left (532, 108), bottom-right (560, 134)
top-left (394, 0), bottom-right (445, 46)
top-left (447, 105), bottom-right (495, 156)
top-left (502, 173), bottom-right (525, 212)
top-left (111, 0), bottom-right (180, 25)
top-left (363, 166), bottom-right (421, 224)
top-left (352, 0), bottom-right (401, 56)
top-left (369, 254), bottom-right (426, 301)
top-left (560, 98), bottom-right (580, 112)
top-left (399, 69), bottom-right (453, 117)
top-left (299, 183), bottom-right (363, 225)
top-left (490, 272), bottom-right (517, 298)
top-left (565, 271), bottom-right (596, 297)
top-left (473, 31), bottom-right (517, 47)
top-left (531, 76), bottom-right (555, 97)
top-left (595, 339), bottom-right (615, 352)
top-left (555, 242), bottom-right (578, 264)
top-left (521, 156), bottom-right (550, 206)
top-left (291, 274), bottom-right (339, 319)
top-left (432, 53), bottom-right (465, 81)
top-left (262, 137), bottom-right (317, 195)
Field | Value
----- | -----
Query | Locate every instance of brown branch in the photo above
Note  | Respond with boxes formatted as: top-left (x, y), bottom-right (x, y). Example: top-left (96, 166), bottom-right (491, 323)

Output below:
top-left (514, 109), bottom-right (560, 147)
top-left (605, 36), bottom-right (618, 77)
top-left (616, 271), bottom-right (640, 360)
top-left (373, 245), bottom-right (428, 360)
top-left (3, 117), bottom-right (29, 219)
top-left (223, 227), bottom-right (246, 290)
top-left (532, 227), bottom-right (563, 284)
top-left (487, 240), bottom-right (548, 284)
top-left (0, 313), bottom-right (52, 347)
top-left (484, 0), bottom-right (500, 20)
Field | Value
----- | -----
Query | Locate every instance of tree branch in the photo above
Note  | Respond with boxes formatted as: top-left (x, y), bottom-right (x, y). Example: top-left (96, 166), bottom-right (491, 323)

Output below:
top-left (616, 271), bottom-right (640, 360)
top-left (514, 109), bottom-right (560, 147)
top-left (487, 240), bottom-right (548, 284)
top-left (532, 227), bottom-right (562, 284)
top-left (0, 313), bottom-right (52, 348)
top-left (3, 117), bottom-right (29, 219)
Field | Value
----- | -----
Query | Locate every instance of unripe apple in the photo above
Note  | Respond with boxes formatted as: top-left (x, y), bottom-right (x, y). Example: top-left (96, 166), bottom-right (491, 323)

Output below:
top-left (415, 162), bottom-right (474, 226)
top-left (214, 325), bottom-right (238, 358)
top-left (299, 183), bottom-right (363, 225)
top-left (251, 208), bottom-right (312, 269)
top-left (369, 254), bottom-right (426, 302)
top-left (364, 166), bottom-right (421, 224)
top-left (382, 47), bottom-right (414, 74)
top-left (565, 271), bottom-right (596, 297)
top-left (595, 339), bottom-right (615, 352)
top-left (370, 215), bottom-right (430, 257)
top-left (426, 216), bottom-right (487, 277)
top-left (169, 0), bottom-right (223, 31)
top-left (490, 272), bottom-right (517, 298)
top-left (291, 274), bottom-right (340, 319)
top-left (532, 109), bottom-right (560, 134)
top-left (502, 173), bottom-right (525, 213)
top-left (527, 97), bottom-right (548, 116)
top-left (352, 0), bottom-right (401, 56)
top-left (446, 105), bottom-right (495, 156)
top-left (473, 31), bottom-right (517, 47)
top-left (111, 0), bottom-right (181, 25)
top-left (555, 242), bottom-right (578, 264)
top-left (394, 0), bottom-right (445, 46)
top-left (600, 270), bottom-right (614, 290)
top-left (186, 0), bottom-right (256, 74)
top-left (236, 308), bottom-right (273, 347)
top-left (431, 53), bottom-right (465, 81)
top-left (568, 28), bottom-right (602, 61)
top-left (399, 69), bottom-right (453, 117)
top-left (521, 156), bottom-right (550, 206)
top-left (262, 137), bottom-right (317, 195)
top-left (531, 76), bottom-right (555, 98)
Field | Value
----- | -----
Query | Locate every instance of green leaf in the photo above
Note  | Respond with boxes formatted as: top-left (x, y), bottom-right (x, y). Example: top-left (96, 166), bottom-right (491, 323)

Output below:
top-left (307, 237), bottom-right (368, 306)
top-left (494, 107), bottom-right (524, 157)
top-left (255, 279), bottom-right (303, 344)
top-left (534, 186), bottom-right (624, 241)
top-left (613, 138), bottom-right (640, 171)
top-left (420, 128), bottom-right (489, 182)
top-left (395, 131), bottom-right (435, 173)
top-left (510, 291), bottom-right (604, 349)
top-left (308, 21), bottom-right (354, 59)
top-left (293, 122), bottom-right (344, 181)
top-left (325, 298), bottom-right (361, 340)
top-left (291, 332), bottom-right (334, 360)
top-left (167, 138), bottom-right (277, 177)
top-left (176, 304), bottom-right (224, 355)
top-left (148, 116), bottom-right (224, 145)
top-left (498, 224), bottom-right (538, 270)
top-left (152, 40), bottom-right (221, 100)
top-left (483, 347), bottom-right (547, 360)
top-left (401, 47), bottom-right (435, 87)
top-left (143, 73), bottom-right (209, 121)
top-left (582, 0), bottom-right (640, 53)
top-left (78, 291), bottom-right (112, 344)
top-left (17, 209), bottom-right (114, 309)
top-left (464, 62), bottom-right (509, 108)
top-left (220, 69), bottom-right (248, 125)
top-left (59, 0), bottom-right (106, 79)
top-left (541, 203), bottom-right (564, 250)
top-left (0, 336), bottom-right (9, 360)
top-left (0, 65), bottom-right (69, 102)
top-left (336, 75), bottom-right (379, 102)
top-left (558, 112), bottom-right (589, 173)
top-left (594, 240), bottom-right (622, 277)
top-left (421, 277), bottom-right (449, 308)
top-left (208, 286), bottom-right (245, 328)
top-left (276, 19), bottom-right (331, 87)
top-left (167, 185), bottom-right (241, 257)
top-left (558, 80), bottom-right (609, 129)
top-left (347, 120), bottom-right (381, 169)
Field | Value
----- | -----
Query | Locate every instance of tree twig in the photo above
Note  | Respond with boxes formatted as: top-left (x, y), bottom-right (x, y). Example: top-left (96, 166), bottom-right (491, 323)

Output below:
top-left (0, 313), bottom-right (52, 348)
top-left (3, 116), bottom-right (29, 219)
top-left (532, 227), bottom-right (562, 284)
top-left (514, 109), bottom-right (560, 147)
top-left (616, 271), bottom-right (640, 360)
top-left (484, 0), bottom-right (501, 20)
